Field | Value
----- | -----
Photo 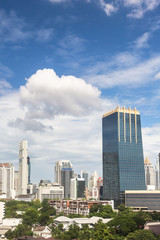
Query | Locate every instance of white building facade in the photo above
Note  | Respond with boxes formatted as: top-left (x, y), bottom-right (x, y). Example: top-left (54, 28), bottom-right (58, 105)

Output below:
top-left (18, 140), bottom-right (29, 195)
top-left (38, 183), bottom-right (64, 202)
top-left (0, 163), bottom-right (15, 199)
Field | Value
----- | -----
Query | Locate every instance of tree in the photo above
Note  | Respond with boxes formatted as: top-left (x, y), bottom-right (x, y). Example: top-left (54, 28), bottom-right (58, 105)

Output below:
top-left (78, 224), bottom-right (92, 240)
top-left (126, 229), bottom-right (157, 240)
top-left (41, 199), bottom-right (56, 215)
top-left (22, 208), bottom-right (39, 225)
top-left (92, 220), bottom-right (115, 240)
top-left (38, 212), bottom-right (50, 225)
top-left (108, 215), bottom-right (137, 236)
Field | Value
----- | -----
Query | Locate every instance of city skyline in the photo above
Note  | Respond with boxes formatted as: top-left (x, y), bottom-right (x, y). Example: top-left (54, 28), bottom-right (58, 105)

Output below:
top-left (0, 1), bottom-right (160, 183)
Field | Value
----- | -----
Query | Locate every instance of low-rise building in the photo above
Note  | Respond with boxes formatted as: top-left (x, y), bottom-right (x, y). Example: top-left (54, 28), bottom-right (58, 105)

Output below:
top-left (0, 202), bottom-right (5, 223)
top-left (2, 218), bottom-right (22, 227)
top-left (54, 216), bottom-right (112, 230)
top-left (125, 190), bottom-right (160, 211)
top-left (144, 222), bottom-right (160, 236)
top-left (32, 226), bottom-right (52, 238)
top-left (49, 199), bottom-right (114, 216)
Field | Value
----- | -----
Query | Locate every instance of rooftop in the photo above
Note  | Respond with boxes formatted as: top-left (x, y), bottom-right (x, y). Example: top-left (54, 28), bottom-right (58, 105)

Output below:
top-left (103, 106), bottom-right (140, 118)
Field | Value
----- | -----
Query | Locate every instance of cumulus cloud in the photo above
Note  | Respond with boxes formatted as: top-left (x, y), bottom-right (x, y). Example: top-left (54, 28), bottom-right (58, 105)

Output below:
top-left (20, 69), bottom-right (101, 119)
top-left (9, 118), bottom-right (53, 133)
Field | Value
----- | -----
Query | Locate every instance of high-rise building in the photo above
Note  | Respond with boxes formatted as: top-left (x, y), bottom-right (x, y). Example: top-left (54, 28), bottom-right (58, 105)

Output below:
top-left (155, 153), bottom-right (160, 190)
top-left (144, 157), bottom-right (155, 190)
top-left (81, 170), bottom-right (89, 188)
top-left (0, 163), bottom-right (15, 199)
top-left (70, 178), bottom-right (85, 199)
top-left (102, 106), bottom-right (145, 206)
top-left (55, 160), bottom-right (74, 199)
top-left (18, 140), bottom-right (30, 195)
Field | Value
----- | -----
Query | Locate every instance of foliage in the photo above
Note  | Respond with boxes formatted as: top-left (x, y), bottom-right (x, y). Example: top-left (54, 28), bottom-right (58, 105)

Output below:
top-left (107, 214), bottom-right (137, 236)
top-left (5, 224), bottom-right (33, 239)
top-left (61, 224), bottom-right (80, 240)
top-left (92, 219), bottom-right (116, 240)
top-left (22, 208), bottom-right (39, 225)
top-left (41, 199), bottom-right (56, 215)
top-left (126, 229), bottom-right (157, 240)
top-left (52, 224), bottom-right (63, 239)
top-left (77, 224), bottom-right (92, 240)
top-left (89, 204), bottom-right (117, 218)
top-left (118, 204), bottom-right (132, 214)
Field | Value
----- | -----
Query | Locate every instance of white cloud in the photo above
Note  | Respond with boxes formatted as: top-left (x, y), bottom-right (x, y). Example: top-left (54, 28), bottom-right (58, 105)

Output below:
top-left (20, 69), bottom-right (101, 120)
top-left (135, 32), bottom-right (150, 48)
top-left (85, 55), bottom-right (160, 88)
top-left (0, 9), bottom-right (54, 45)
top-left (99, 0), bottom-right (117, 16)
top-left (142, 124), bottom-right (160, 166)
top-left (0, 76), bottom-right (115, 183)
top-left (98, 0), bottom-right (160, 18)
top-left (48, 0), bottom-right (68, 3)
top-left (154, 72), bottom-right (160, 80)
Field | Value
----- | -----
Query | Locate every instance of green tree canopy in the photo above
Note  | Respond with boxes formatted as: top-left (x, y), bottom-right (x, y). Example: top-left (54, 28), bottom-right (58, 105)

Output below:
top-left (126, 229), bottom-right (157, 240)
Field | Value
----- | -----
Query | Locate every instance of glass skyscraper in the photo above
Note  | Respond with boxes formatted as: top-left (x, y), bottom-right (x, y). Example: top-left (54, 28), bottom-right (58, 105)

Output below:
top-left (102, 106), bottom-right (145, 206)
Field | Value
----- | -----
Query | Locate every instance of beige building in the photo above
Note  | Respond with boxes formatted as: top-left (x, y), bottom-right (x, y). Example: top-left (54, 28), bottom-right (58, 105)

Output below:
top-left (0, 163), bottom-right (15, 199)
top-left (144, 157), bottom-right (156, 189)
top-left (38, 183), bottom-right (64, 202)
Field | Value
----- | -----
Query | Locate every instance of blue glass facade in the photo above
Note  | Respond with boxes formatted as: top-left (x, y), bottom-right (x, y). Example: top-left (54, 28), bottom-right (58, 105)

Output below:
top-left (102, 108), bottom-right (146, 206)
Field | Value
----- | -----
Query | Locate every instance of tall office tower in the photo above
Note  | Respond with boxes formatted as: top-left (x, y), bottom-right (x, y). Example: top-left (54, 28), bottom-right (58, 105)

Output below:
top-left (27, 157), bottom-right (31, 184)
top-left (102, 106), bottom-right (145, 206)
top-left (0, 163), bottom-right (15, 199)
top-left (144, 157), bottom-right (156, 190)
top-left (155, 153), bottom-right (160, 190)
top-left (55, 160), bottom-right (74, 199)
top-left (81, 170), bottom-right (89, 188)
top-left (70, 178), bottom-right (85, 199)
top-left (18, 140), bottom-right (30, 195)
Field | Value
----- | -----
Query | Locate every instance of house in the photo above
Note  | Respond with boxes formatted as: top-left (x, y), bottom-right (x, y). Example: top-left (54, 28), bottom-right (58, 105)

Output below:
top-left (54, 215), bottom-right (112, 230)
top-left (144, 222), bottom-right (160, 236)
top-left (0, 226), bottom-right (12, 239)
top-left (32, 226), bottom-right (52, 239)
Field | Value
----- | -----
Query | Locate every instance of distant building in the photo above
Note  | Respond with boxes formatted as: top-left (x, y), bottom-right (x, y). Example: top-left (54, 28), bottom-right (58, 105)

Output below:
top-left (32, 226), bottom-right (52, 238)
top-left (55, 160), bottom-right (74, 199)
top-left (0, 163), bottom-right (15, 199)
top-left (0, 202), bottom-right (5, 222)
top-left (38, 183), bottom-right (64, 202)
top-left (144, 222), bottom-right (160, 236)
top-left (18, 140), bottom-right (30, 195)
top-left (125, 190), bottom-right (160, 211)
top-left (49, 199), bottom-right (114, 216)
top-left (88, 171), bottom-right (98, 190)
top-left (102, 106), bottom-right (146, 206)
top-left (14, 171), bottom-right (19, 196)
top-left (97, 177), bottom-right (103, 200)
top-left (70, 178), bottom-right (85, 199)
top-left (155, 153), bottom-right (160, 190)
top-left (81, 170), bottom-right (89, 188)
top-left (144, 157), bottom-right (156, 190)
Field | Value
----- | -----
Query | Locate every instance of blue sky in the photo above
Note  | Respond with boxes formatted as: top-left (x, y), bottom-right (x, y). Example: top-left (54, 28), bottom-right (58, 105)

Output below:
top-left (0, 0), bottom-right (160, 183)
